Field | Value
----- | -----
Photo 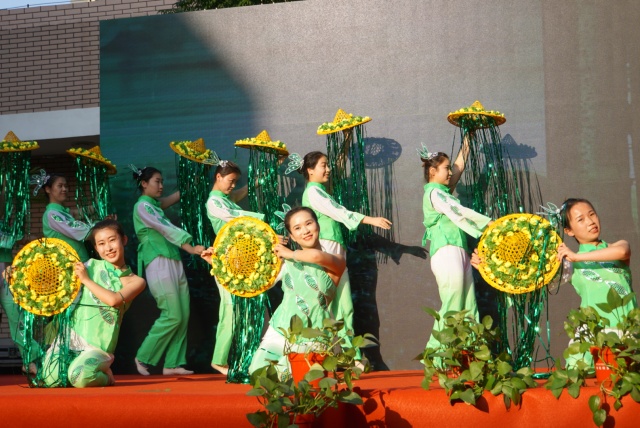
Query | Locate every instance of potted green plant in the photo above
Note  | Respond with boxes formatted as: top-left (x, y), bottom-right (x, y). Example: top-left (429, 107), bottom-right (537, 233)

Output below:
top-left (246, 315), bottom-right (376, 428)
top-left (546, 289), bottom-right (640, 426)
top-left (418, 308), bottom-right (536, 408)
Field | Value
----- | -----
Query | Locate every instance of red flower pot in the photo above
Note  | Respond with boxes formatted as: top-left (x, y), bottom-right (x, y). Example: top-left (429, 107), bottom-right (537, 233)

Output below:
top-left (288, 352), bottom-right (327, 388)
top-left (590, 346), bottom-right (618, 383)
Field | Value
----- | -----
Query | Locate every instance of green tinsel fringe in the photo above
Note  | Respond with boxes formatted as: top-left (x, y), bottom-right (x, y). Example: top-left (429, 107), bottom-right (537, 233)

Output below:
top-left (0, 151), bottom-right (32, 252)
top-left (226, 293), bottom-right (267, 384)
top-left (176, 155), bottom-right (213, 268)
top-left (458, 117), bottom-right (552, 371)
top-left (246, 149), bottom-right (282, 230)
top-left (325, 126), bottom-right (371, 246)
top-left (73, 157), bottom-right (113, 224)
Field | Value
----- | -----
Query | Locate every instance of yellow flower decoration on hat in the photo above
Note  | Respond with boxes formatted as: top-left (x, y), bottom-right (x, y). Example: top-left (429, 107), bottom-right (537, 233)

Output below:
top-left (317, 109), bottom-right (371, 135)
top-left (67, 146), bottom-right (117, 174)
top-left (0, 131), bottom-right (39, 152)
top-left (169, 138), bottom-right (214, 164)
top-left (447, 100), bottom-right (506, 128)
top-left (235, 130), bottom-right (288, 155)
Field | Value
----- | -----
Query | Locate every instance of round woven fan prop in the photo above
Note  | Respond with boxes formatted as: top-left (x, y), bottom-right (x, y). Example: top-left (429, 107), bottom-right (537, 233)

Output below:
top-left (317, 108), bottom-right (371, 135)
top-left (477, 213), bottom-right (561, 294)
top-left (9, 238), bottom-right (81, 316)
top-left (235, 130), bottom-right (289, 155)
top-left (447, 100), bottom-right (506, 128)
top-left (209, 216), bottom-right (281, 297)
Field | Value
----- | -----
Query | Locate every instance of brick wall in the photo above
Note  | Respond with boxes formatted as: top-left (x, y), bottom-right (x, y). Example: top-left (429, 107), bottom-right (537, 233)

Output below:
top-left (0, 0), bottom-right (176, 115)
top-left (0, 0), bottom-right (176, 349)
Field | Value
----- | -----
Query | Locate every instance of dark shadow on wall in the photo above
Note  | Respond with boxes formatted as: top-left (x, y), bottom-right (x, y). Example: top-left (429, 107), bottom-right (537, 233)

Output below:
top-left (100, 14), bottom-right (255, 374)
top-left (350, 137), bottom-right (427, 370)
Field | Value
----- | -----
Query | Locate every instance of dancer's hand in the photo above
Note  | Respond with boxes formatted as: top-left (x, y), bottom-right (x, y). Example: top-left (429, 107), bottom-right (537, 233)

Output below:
top-left (364, 216), bottom-right (392, 230)
top-left (276, 235), bottom-right (289, 245)
top-left (73, 262), bottom-right (90, 283)
top-left (557, 243), bottom-right (578, 262)
top-left (274, 243), bottom-right (294, 260)
top-left (470, 248), bottom-right (483, 270)
top-left (200, 247), bottom-right (214, 264)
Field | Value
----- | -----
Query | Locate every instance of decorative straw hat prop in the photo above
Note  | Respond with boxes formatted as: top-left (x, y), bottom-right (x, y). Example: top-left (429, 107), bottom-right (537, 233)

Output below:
top-left (0, 131), bottom-right (39, 262)
top-left (169, 138), bottom-right (214, 265)
top-left (67, 146), bottom-right (116, 223)
top-left (317, 109), bottom-right (372, 246)
top-left (448, 101), bottom-right (548, 371)
top-left (235, 130), bottom-right (288, 230)
top-left (9, 237), bottom-right (82, 387)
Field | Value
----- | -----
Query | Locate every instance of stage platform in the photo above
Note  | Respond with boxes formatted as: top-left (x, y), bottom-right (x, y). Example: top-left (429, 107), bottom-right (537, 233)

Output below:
top-left (0, 370), bottom-right (637, 427)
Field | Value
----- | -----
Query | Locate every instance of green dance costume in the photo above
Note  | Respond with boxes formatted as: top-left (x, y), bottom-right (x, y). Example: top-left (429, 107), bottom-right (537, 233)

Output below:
top-left (43, 259), bottom-right (131, 387)
top-left (249, 259), bottom-right (336, 375)
top-left (566, 241), bottom-right (637, 368)
top-left (422, 182), bottom-right (491, 349)
top-left (205, 189), bottom-right (264, 366)
top-left (134, 195), bottom-right (193, 369)
top-left (302, 182), bottom-right (364, 341)
top-left (43, 202), bottom-right (91, 262)
top-left (570, 241), bottom-right (637, 324)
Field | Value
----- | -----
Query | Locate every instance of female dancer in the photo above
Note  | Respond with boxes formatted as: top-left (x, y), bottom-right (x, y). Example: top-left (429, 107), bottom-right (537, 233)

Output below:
top-left (205, 159), bottom-right (265, 375)
top-left (234, 206), bottom-right (346, 375)
top-left (420, 136), bottom-right (491, 349)
top-left (299, 151), bottom-right (391, 351)
top-left (43, 220), bottom-right (146, 387)
top-left (557, 198), bottom-right (637, 367)
top-left (132, 166), bottom-right (205, 376)
top-left (39, 172), bottom-right (91, 262)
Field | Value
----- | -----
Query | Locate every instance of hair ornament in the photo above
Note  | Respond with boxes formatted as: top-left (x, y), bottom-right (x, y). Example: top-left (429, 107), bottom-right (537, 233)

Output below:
top-left (128, 164), bottom-right (143, 178)
top-left (285, 153), bottom-right (303, 175)
top-left (30, 169), bottom-right (50, 196)
top-left (203, 151), bottom-right (228, 168)
top-left (274, 203), bottom-right (292, 232)
top-left (417, 143), bottom-right (437, 161)
top-left (536, 202), bottom-right (562, 229)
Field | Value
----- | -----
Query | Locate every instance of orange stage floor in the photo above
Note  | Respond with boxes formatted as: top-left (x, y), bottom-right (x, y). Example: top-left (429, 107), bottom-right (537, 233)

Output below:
top-left (0, 370), bottom-right (637, 427)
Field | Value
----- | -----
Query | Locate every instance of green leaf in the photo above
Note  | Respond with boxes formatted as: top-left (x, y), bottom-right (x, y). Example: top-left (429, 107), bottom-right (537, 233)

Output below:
top-left (550, 387), bottom-right (563, 399)
top-left (614, 399), bottom-right (622, 411)
top-left (568, 382), bottom-right (581, 399)
top-left (588, 395), bottom-right (601, 413)
top-left (423, 307), bottom-right (441, 321)
top-left (304, 369), bottom-right (325, 382)
top-left (318, 377), bottom-right (338, 389)
top-left (322, 355), bottom-right (338, 371)
top-left (474, 347), bottom-right (491, 361)
top-left (606, 287), bottom-right (623, 309)
top-left (631, 387), bottom-right (640, 403)
top-left (593, 408), bottom-right (606, 427)
top-left (339, 391), bottom-right (363, 404)
top-left (246, 388), bottom-right (266, 397)
top-left (301, 327), bottom-right (323, 339)
top-left (497, 361), bottom-right (512, 376)
top-left (510, 378), bottom-right (527, 391)
top-left (458, 388), bottom-right (477, 405)
top-left (246, 411), bottom-right (268, 428)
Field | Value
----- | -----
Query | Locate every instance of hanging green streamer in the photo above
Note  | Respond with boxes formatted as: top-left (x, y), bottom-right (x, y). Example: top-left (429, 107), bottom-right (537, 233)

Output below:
top-left (226, 293), bottom-right (267, 384)
top-left (0, 151), bottom-right (32, 261)
top-left (21, 309), bottom-right (74, 387)
top-left (246, 149), bottom-right (282, 229)
top-left (175, 155), bottom-right (213, 268)
top-left (73, 158), bottom-right (113, 224)
top-left (457, 116), bottom-right (550, 371)
top-left (325, 126), bottom-right (371, 246)
top-left (227, 147), bottom-right (281, 383)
